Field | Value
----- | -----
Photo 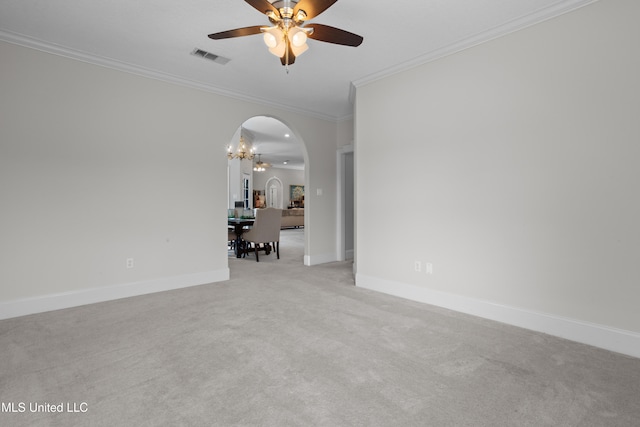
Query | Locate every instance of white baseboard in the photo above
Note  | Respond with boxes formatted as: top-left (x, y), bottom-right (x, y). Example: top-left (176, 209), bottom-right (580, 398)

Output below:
top-left (0, 269), bottom-right (230, 320)
top-left (304, 253), bottom-right (338, 266)
top-left (356, 274), bottom-right (640, 359)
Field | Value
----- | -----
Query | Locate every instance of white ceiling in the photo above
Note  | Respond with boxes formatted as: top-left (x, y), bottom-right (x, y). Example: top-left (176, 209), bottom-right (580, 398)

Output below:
top-left (242, 116), bottom-right (305, 170)
top-left (0, 0), bottom-right (593, 168)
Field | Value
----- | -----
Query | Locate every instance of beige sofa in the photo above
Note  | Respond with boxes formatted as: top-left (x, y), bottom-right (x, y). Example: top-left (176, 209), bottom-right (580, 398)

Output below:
top-left (280, 208), bottom-right (304, 228)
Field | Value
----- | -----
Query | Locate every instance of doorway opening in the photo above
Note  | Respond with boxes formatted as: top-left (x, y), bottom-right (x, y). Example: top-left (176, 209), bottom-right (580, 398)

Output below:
top-left (227, 115), bottom-right (308, 264)
top-left (337, 145), bottom-right (354, 262)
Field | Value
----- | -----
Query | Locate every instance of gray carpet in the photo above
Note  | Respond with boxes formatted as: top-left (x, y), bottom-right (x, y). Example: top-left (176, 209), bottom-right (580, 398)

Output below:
top-left (1, 229), bottom-right (639, 426)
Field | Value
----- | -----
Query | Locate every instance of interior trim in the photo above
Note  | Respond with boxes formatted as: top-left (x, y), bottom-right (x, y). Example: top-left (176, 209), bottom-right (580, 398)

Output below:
top-left (356, 273), bottom-right (640, 359)
top-left (0, 30), bottom-right (336, 122)
top-left (0, 269), bottom-right (229, 321)
top-left (304, 253), bottom-right (338, 266)
top-left (0, 0), bottom-right (597, 123)
top-left (352, 0), bottom-right (599, 89)
top-left (336, 144), bottom-right (354, 262)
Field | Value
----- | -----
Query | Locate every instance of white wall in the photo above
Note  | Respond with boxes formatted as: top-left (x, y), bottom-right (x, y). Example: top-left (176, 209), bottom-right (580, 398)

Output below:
top-left (355, 0), bottom-right (640, 357)
top-left (337, 117), bottom-right (354, 148)
top-left (0, 40), bottom-right (339, 318)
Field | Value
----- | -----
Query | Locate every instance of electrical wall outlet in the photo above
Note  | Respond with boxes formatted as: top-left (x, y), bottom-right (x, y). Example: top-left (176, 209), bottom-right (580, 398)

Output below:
top-left (414, 260), bottom-right (421, 272)
top-left (425, 263), bottom-right (433, 274)
top-left (126, 258), bottom-right (134, 269)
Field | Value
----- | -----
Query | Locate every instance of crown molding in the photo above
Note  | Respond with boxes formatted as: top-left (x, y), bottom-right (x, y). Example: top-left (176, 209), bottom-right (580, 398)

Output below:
top-left (352, 0), bottom-right (599, 89)
top-left (271, 164), bottom-right (305, 171)
top-left (1, 0), bottom-right (597, 123)
top-left (0, 29), bottom-right (341, 122)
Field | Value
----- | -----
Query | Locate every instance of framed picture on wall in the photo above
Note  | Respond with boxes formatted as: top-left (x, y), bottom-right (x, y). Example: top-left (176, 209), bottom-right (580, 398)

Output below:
top-left (290, 185), bottom-right (304, 207)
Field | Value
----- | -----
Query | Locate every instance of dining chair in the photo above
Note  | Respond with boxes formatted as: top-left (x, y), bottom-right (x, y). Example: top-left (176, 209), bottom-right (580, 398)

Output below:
top-left (241, 207), bottom-right (282, 262)
top-left (228, 229), bottom-right (237, 250)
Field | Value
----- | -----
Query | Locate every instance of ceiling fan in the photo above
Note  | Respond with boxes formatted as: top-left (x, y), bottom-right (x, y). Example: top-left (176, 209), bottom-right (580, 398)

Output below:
top-left (207, 0), bottom-right (363, 68)
top-left (253, 154), bottom-right (271, 171)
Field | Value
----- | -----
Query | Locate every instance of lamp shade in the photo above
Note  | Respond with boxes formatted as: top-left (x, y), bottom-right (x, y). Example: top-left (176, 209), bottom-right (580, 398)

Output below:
top-left (289, 27), bottom-right (307, 47)
top-left (263, 32), bottom-right (278, 48)
top-left (291, 43), bottom-right (308, 57)
top-left (262, 25), bottom-right (309, 61)
top-left (263, 27), bottom-right (285, 57)
top-left (288, 27), bottom-right (309, 57)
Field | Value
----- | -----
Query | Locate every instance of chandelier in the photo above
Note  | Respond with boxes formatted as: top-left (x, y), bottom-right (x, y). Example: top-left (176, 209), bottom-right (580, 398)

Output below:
top-left (227, 127), bottom-right (255, 160)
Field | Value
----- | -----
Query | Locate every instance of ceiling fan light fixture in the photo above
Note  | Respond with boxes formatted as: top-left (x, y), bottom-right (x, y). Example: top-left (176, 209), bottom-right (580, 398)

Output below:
top-left (279, 5), bottom-right (294, 19)
top-left (265, 10), bottom-right (280, 23)
top-left (263, 32), bottom-right (278, 48)
top-left (269, 44), bottom-right (287, 58)
top-left (262, 27), bottom-right (287, 57)
top-left (289, 27), bottom-right (307, 47)
top-left (291, 42), bottom-right (308, 57)
top-left (287, 26), bottom-right (309, 57)
top-left (262, 27), bottom-right (283, 46)
top-left (253, 154), bottom-right (269, 172)
top-left (294, 10), bottom-right (307, 22)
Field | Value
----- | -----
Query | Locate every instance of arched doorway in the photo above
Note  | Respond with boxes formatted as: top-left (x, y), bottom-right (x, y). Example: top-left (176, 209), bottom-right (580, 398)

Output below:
top-left (265, 176), bottom-right (284, 209)
top-left (227, 115), bottom-right (308, 263)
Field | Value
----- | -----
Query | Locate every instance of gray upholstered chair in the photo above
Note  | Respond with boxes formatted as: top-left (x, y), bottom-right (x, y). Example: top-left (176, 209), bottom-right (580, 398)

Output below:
top-left (241, 207), bottom-right (282, 262)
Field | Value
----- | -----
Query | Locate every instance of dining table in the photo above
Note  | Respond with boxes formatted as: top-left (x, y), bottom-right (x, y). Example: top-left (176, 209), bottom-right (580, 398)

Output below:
top-left (228, 217), bottom-right (254, 258)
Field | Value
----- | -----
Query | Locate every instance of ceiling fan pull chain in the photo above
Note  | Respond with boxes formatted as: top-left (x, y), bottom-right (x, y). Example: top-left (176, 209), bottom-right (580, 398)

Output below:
top-left (285, 39), bottom-right (290, 73)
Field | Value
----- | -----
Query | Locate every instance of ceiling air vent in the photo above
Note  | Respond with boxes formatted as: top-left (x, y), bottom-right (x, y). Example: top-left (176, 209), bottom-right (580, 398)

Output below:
top-left (191, 48), bottom-right (230, 65)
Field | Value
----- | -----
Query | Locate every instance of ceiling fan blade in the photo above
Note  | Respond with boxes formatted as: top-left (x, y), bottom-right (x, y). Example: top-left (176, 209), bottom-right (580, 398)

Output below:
top-left (208, 25), bottom-right (264, 40)
top-left (305, 24), bottom-right (363, 47)
top-left (245, 0), bottom-right (281, 17)
top-left (293, 0), bottom-right (338, 20)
